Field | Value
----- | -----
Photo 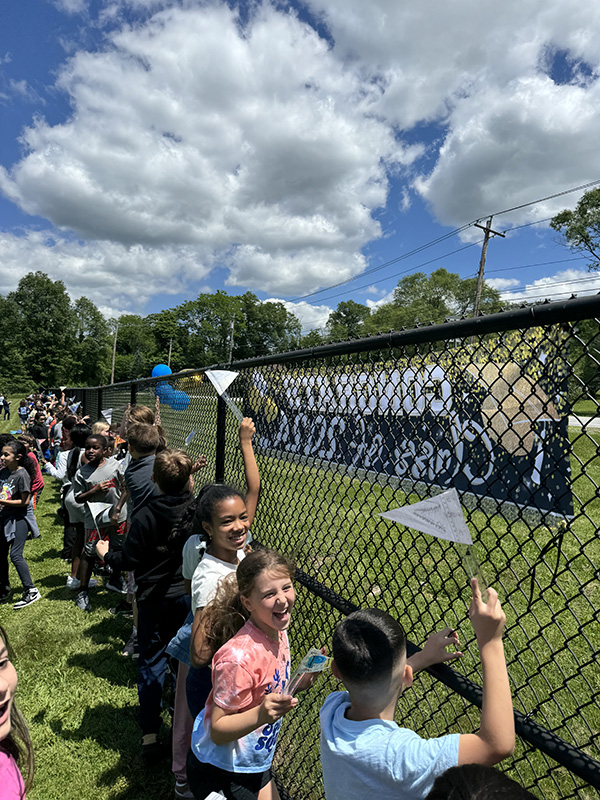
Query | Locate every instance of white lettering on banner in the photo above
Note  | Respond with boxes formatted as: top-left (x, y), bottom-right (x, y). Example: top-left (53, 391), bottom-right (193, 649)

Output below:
top-left (450, 417), bottom-right (495, 486)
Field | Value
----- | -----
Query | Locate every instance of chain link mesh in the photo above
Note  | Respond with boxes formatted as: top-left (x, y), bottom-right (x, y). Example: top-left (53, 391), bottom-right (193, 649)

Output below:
top-left (61, 299), bottom-right (600, 799)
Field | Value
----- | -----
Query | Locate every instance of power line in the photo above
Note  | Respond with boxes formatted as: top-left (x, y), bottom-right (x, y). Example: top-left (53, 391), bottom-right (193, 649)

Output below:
top-left (290, 179), bottom-right (600, 306)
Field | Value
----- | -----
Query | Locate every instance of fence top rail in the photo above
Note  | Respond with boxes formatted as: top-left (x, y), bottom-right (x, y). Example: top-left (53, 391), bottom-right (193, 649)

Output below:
top-left (67, 293), bottom-right (600, 391)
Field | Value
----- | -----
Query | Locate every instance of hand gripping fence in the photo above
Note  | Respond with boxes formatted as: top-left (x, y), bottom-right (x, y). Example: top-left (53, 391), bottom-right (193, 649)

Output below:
top-left (61, 294), bottom-right (600, 800)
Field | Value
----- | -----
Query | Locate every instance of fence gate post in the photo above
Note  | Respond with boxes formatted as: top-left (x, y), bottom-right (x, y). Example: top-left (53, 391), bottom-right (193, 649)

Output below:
top-left (215, 395), bottom-right (226, 483)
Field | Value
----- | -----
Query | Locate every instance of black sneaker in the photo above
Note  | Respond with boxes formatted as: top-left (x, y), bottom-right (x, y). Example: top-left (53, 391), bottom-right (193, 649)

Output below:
top-left (13, 588), bottom-right (41, 610)
top-left (74, 590), bottom-right (92, 613)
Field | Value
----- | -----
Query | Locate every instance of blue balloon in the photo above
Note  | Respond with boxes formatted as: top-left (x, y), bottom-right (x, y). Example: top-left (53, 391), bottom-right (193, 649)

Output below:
top-left (168, 390), bottom-right (190, 411)
top-left (155, 382), bottom-right (175, 402)
top-left (152, 363), bottom-right (172, 378)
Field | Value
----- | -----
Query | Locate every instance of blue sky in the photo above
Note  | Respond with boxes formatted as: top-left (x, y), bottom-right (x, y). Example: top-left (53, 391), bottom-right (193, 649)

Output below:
top-left (1, 0), bottom-right (600, 333)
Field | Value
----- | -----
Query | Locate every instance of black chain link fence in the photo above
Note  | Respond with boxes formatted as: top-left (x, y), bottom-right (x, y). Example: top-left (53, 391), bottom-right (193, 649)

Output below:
top-left (61, 295), bottom-right (600, 799)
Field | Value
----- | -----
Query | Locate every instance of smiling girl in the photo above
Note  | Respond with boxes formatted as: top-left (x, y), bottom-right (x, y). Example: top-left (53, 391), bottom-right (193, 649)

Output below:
top-left (0, 625), bottom-right (34, 798)
top-left (0, 441), bottom-right (40, 610)
top-left (187, 549), bottom-right (297, 800)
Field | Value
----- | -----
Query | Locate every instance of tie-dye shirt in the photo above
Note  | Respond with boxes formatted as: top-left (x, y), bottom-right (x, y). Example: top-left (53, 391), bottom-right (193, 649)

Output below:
top-left (190, 619), bottom-right (291, 774)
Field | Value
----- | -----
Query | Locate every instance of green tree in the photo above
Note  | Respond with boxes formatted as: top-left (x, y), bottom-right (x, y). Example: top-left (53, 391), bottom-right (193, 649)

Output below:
top-left (326, 300), bottom-right (371, 340)
top-left (367, 269), bottom-right (502, 333)
top-left (8, 272), bottom-right (77, 386)
top-left (0, 295), bottom-right (34, 392)
top-left (113, 315), bottom-right (157, 381)
top-left (550, 187), bottom-right (600, 269)
top-left (73, 297), bottom-right (111, 385)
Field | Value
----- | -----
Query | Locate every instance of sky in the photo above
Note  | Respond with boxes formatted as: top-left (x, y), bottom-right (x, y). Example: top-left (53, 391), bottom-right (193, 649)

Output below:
top-left (1, 0), bottom-right (600, 334)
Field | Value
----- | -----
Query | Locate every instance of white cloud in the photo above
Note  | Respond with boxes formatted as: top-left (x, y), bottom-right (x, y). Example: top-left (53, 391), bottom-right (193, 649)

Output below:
top-left (486, 278), bottom-right (520, 291)
top-left (0, 3), bottom-right (415, 296)
top-left (305, 0), bottom-right (600, 228)
top-left (0, 230), bottom-right (212, 311)
top-left (2, 0), bottom-right (600, 310)
top-left (265, 298), bottom-right (332, 332)
top-left (496, 268), bottom-right (600, 304)
top-left (366, 289), bottom-right (394, 309)
top-left (53, 0), bottom-right (87, 13)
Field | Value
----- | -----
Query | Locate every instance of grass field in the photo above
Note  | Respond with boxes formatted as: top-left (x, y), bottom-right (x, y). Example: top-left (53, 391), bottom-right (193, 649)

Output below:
top-left (1, 393), bottom-right (599, 800)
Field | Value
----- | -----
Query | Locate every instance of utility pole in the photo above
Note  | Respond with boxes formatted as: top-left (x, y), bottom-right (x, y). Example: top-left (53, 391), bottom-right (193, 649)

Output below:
top-left (167, 338), bottom-right (173, 367)
top-left (227, 318), bottom-right (235, 363)
top-left (473, 216), bottom-right (505, 317)
top-left (110, 320), bottom-right (119, 385)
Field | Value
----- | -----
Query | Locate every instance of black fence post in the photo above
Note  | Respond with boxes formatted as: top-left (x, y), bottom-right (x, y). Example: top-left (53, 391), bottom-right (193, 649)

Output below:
top-left (97, 388), bottom-right (103, 416)
top-left (131, 383), bottom-right (137, 407)
top-left (215, 395), bottom-right (226, 483)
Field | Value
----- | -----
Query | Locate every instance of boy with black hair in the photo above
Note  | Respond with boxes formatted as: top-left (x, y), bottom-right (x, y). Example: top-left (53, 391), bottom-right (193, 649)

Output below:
top-left (96, 448), bottom-right (194, 760)
top-left (320, 580), bottom-right (514, 800)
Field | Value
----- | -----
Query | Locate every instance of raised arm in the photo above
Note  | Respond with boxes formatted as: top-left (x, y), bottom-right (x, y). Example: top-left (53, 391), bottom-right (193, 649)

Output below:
top-left (458, 579), bottom-right (514, 766)
top-left (239, 418), bottom-right (260, 526)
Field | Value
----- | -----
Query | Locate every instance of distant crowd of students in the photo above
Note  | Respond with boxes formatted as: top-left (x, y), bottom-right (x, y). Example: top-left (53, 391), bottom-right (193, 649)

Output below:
top-left (0, 391), bottom-right (536, 800)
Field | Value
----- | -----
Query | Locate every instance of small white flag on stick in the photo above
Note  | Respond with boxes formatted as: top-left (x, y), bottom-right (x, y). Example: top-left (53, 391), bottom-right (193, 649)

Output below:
top-left (70, 401), bottom-right (81, 413)
top-left (205, 370), bottom-right (244, 422)
top-left (60, 386), bottom-right (67, 392)
top-left (379, 488), bottom-right (473, 545)
top-left (101, 408), bottom-right (113, 425)
top-left (87, 501), bottom-right (113, 531)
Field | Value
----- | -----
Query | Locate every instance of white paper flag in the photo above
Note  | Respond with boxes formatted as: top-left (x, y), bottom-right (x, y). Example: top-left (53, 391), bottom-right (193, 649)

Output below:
top-left (379, 488), bottom-right (473, 545)
top-left (184, 431), bottom-right (196, 446)
top-left (101, 408), bottom-right (113, 425)
top-left (205, 370), bottom-right (238, 395)
top-left (70, 401), bottom-right (81, 413)
top-left (87, 501), bottom-right (114, 529)
top-left (60, 386), bottom-right (67, 392)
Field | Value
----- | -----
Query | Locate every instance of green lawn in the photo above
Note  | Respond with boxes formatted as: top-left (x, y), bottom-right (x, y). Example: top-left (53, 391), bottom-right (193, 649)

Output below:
top-left (1, 394), bottom-right (599, 800)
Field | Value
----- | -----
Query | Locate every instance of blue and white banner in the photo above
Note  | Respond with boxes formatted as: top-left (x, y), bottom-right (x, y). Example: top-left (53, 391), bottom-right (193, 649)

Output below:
top-left (248, 363), bottom-right (573, 517)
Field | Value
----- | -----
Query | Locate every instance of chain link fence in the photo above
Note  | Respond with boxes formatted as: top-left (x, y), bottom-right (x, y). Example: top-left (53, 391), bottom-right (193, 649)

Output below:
top-left (61, 295), bottom-right (600, 799)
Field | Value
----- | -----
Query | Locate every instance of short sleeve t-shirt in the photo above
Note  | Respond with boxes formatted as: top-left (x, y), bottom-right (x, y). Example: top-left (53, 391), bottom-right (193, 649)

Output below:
top-left (320, 691), bottom-right (460, 800)
top-left (72, 459), bottom-right (127, 529)
top-left (191, 620), bottom-right (291, 773)
top-left (0, 750), bottom-right (26, 800)
top-left (0, 467), bottom-right (31, 520)
top-left (190, 551), bottom-right (244, 614)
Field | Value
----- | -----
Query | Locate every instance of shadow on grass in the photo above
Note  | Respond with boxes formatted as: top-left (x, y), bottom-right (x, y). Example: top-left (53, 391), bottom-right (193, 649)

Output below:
top-left (67, 648), bottom-right (137, 685)
top-left (47, 703), bottom-right (175, 800)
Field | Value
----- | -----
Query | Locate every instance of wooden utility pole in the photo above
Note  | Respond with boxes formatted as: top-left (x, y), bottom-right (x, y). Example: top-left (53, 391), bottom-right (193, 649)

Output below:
top-left (473, 216), bottom-right (505, 317)
top-left (110, 320), bottom-right (119, 385)
top-left (167, 338), bottom-right (173, 367)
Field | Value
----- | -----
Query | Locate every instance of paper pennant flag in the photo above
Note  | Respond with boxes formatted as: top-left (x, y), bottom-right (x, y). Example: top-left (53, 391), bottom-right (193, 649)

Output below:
top-left (60, 386), bottom-right (67, 392)
top-left (205, 370), bottom-right (238, 396)
top-left (379, 487), bottom-right (473, 545)
top-left (70, 401), bottom-right (81, 413)
top-left (87, 501), bottom-right (113, 528)
top-left (101, 408), bottom-right (113, 425)
top-left (184, 431), bottom-right (196, 446)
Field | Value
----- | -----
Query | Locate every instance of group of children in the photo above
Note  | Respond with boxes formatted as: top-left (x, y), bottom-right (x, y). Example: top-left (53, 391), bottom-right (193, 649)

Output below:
top-left (0, 393), bottom-right (536, 800)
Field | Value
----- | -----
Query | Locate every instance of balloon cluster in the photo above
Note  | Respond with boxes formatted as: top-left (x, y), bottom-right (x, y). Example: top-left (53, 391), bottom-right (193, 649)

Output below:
top-left (152, 364), bottom-right (190, 411)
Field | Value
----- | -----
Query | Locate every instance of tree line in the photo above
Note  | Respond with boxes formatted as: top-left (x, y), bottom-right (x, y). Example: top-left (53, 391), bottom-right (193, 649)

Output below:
top-left (0, 269), bottom-right (508, 391)
top-left (3, 177), bottom-right (600, 394)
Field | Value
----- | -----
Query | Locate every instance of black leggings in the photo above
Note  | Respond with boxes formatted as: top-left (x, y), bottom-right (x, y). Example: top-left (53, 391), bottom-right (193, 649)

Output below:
top-left (186, 750), bottom-right (271, 800)
top-left (0, 518), bottom-right (34, 591)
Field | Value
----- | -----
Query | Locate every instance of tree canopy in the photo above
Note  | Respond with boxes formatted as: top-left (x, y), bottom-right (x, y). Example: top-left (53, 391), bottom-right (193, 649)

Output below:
top-left (550, 187), bottom-right (600, 270)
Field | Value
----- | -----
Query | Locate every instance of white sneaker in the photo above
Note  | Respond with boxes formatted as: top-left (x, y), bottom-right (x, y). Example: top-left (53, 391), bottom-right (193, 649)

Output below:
top-left (66, 576), bottom-right (97, 589)
top-left (13, 588), bottom-right (41, 610)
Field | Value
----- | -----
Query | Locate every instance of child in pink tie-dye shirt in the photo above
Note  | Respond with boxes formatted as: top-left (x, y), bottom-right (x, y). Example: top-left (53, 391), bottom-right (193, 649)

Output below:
top-left (188, 549), bottom-right (305, 800)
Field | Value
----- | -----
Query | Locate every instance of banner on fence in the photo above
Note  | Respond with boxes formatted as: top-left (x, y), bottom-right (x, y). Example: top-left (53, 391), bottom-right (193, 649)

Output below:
top-left (248, 361), bottom-right (573, 517)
